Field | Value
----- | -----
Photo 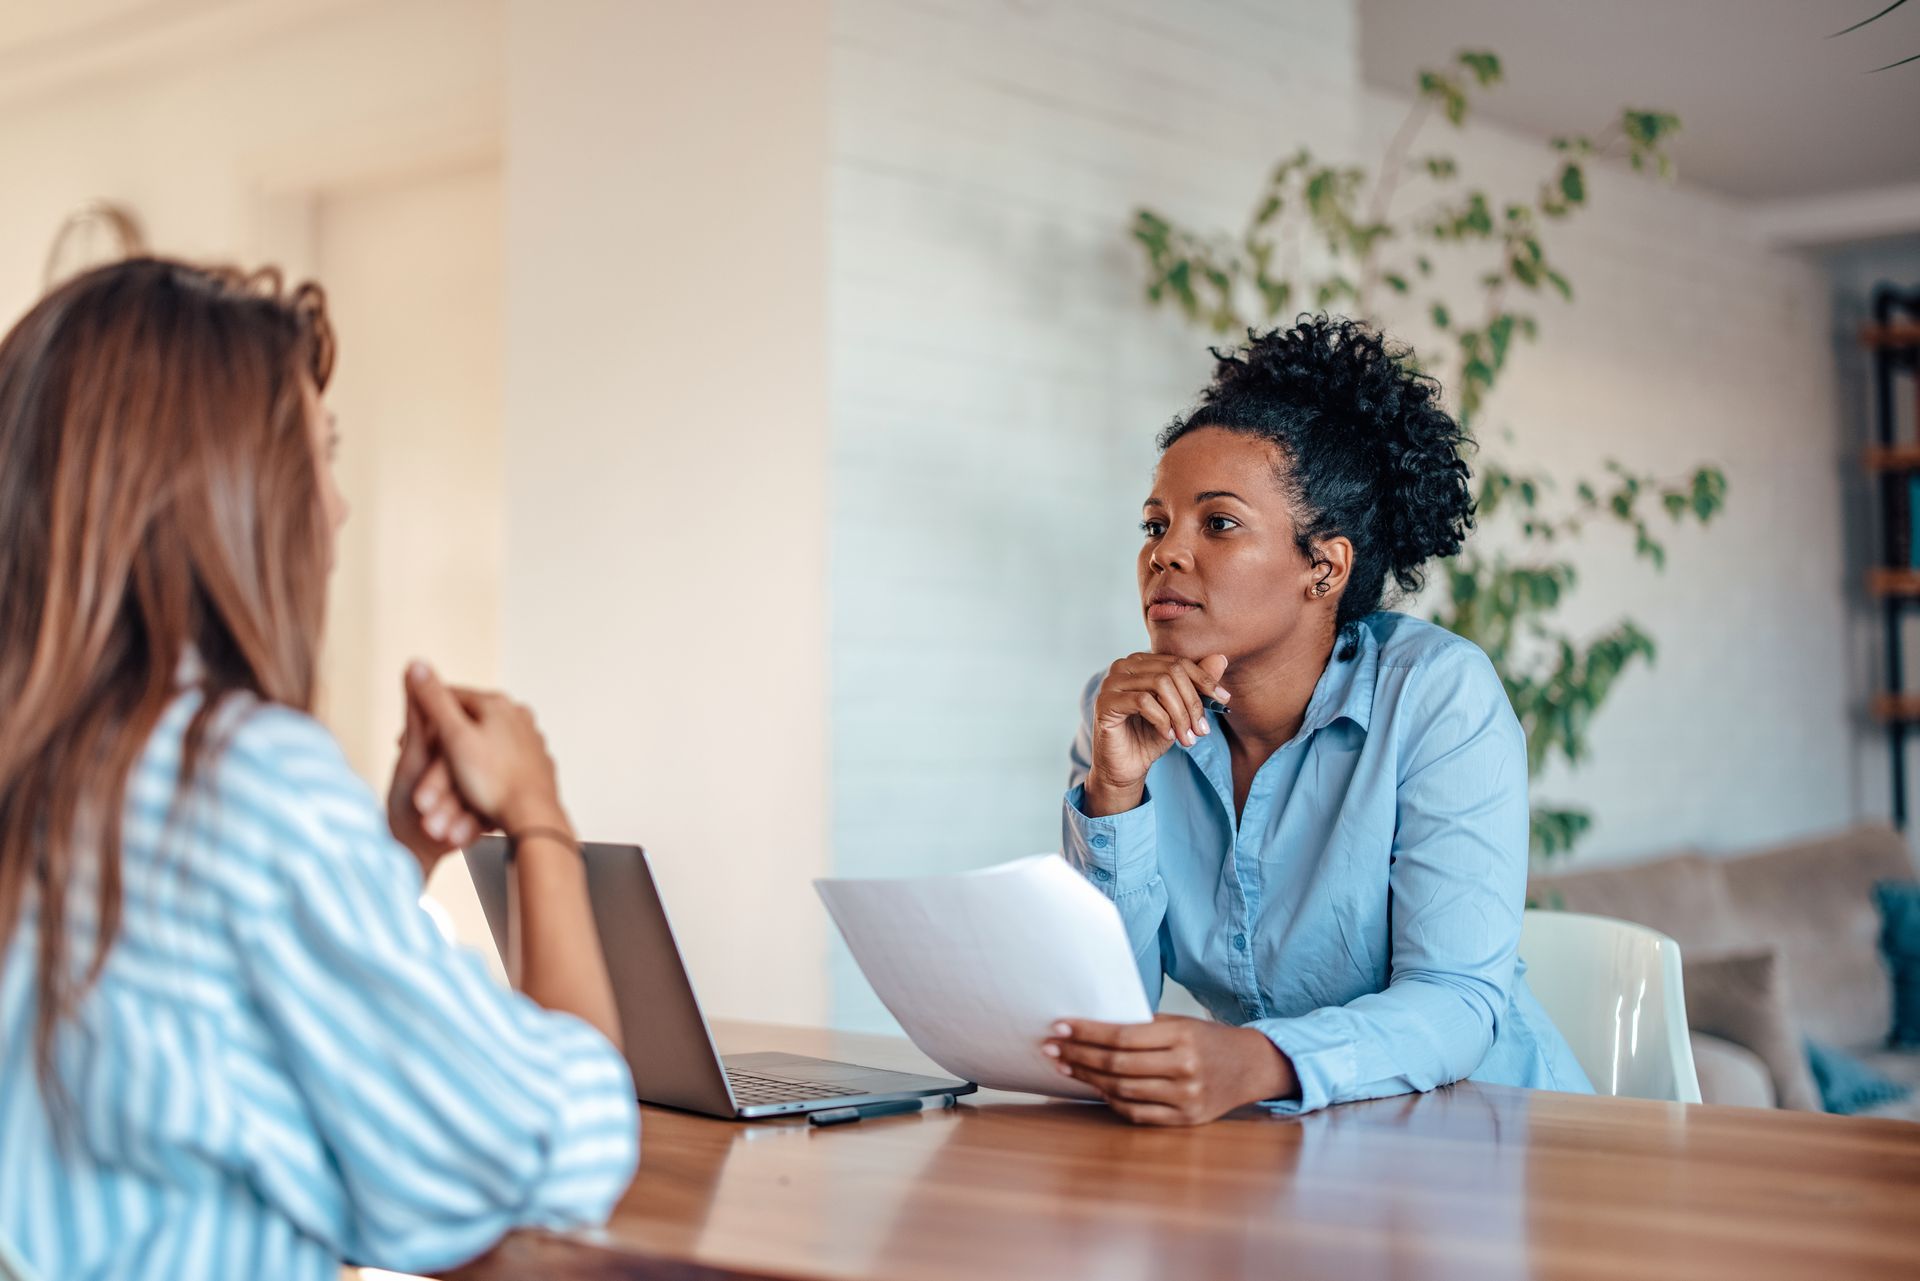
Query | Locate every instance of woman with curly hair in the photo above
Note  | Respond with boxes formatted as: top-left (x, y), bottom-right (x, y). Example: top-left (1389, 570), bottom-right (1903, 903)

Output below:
top-left (1043, 316), bottom-right (1591, 1125)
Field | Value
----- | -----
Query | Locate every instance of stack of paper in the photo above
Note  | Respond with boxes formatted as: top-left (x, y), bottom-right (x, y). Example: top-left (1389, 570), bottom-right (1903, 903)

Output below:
top-left (815, 854), bottom-right (1153, 1098)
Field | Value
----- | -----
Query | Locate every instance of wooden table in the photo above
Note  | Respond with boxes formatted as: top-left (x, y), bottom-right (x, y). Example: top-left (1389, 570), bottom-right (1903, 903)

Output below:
top-left (448, 1020), bottom-right (1920, 1281)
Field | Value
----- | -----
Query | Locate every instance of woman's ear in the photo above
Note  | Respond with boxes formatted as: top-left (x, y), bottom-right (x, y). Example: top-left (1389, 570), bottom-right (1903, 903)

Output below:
top-left (1308, 537), bottom-right (1354, 601)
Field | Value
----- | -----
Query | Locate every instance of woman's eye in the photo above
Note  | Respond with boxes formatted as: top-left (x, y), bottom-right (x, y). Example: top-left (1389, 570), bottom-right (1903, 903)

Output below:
top-left (1206, 515), bottom-right (1239, 532)
top-left (1140, 519), bottom-right (1167, 537)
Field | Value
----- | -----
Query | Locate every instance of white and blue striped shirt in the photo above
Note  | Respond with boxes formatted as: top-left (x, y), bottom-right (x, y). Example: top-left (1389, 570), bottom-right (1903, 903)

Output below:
top-left (0, 688), bottom-right (640, 1280)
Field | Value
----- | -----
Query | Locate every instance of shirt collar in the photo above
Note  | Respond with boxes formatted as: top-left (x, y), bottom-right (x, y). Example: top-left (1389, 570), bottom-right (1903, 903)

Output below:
top-left (1185, 621), bottom-right (1379, 778)
top-left (1297, 621), bottom-right (1378, 736)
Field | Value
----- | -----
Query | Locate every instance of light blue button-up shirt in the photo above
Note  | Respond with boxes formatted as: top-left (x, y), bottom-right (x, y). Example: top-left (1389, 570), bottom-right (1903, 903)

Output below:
top-left (1061, 611), bottom-right (1592, 1113)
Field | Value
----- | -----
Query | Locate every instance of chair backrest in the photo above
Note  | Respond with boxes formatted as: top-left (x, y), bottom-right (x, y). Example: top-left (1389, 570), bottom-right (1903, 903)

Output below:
top-left (1519, 909), bottom-right (1702, 1104)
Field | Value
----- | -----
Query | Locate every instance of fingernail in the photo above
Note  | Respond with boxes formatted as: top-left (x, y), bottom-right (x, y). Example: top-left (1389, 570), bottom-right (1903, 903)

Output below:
top-left (1214, 687), bottom-right (1230, 701)
top-left (1165, 729), bottom-right (1175, 740)
top-left (1052, 1022), bottom-right (1071, 1037)
top-left (1056, 1064), bottom-right (1075, 1078)
top-left (417, 787), bottom-right (439, 809)
top-left (1197, 721), bottom-right (1210, 736)
top-left (1041, 1043), bottom-right (1060, 1058)
top-left (425, 814), bottom-right (446, 838)
top-left (1183, 732), bottom-right (1196, 747)
top-left (407, 660), bottom-right (427, 682)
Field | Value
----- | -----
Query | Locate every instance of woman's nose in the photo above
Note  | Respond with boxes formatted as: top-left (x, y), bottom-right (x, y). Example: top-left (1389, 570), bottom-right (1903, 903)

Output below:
top-left (1153, 541), bottom-right (1192, 573)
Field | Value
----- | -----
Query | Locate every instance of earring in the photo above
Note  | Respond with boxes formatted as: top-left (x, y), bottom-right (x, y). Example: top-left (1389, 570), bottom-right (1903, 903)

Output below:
top-left (1313, 580), bottom-right (1330, 597)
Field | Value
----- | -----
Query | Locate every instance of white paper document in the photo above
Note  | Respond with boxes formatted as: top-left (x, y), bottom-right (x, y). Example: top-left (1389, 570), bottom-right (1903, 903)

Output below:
top-left (815, 854), bottom-right (1153, 1098)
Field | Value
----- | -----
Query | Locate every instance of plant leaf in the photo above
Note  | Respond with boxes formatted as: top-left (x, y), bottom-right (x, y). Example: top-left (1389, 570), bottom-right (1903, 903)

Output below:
top-left (1559, 163), bottom-right (1585, 206)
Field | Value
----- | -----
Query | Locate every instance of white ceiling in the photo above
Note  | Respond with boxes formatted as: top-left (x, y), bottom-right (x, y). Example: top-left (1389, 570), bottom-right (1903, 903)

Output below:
top-left (1358, 0), bottom-right (1920, 203)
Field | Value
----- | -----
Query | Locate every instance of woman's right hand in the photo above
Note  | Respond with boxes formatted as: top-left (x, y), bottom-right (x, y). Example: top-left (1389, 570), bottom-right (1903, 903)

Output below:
top-left (404, 662), bottom-right (567, 834)
top-left (1082, 652), bottom-right (1229, 817)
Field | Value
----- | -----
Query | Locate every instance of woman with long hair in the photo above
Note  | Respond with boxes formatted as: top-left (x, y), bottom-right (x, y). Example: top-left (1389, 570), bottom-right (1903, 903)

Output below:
top-left (0, 258), bottom-right (636, 1278)
top-left (1044, 318), bottom-right (1591, 1124)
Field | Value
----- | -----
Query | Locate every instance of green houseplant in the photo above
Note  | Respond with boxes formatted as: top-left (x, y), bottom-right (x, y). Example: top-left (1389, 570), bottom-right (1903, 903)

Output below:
top-left (1128, 52), bottom-right (1727, 858)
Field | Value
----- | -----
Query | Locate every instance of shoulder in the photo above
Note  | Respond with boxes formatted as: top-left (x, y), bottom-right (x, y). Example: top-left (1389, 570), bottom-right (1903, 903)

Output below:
top-left (1360, 613), bottom-right (1518, 748)
top-left (166, 690), bottom-right (400, 897)
top-left (1363, 611), bottom-right (1492, 679)
top-left (209, 696), bottom-right (378, 819)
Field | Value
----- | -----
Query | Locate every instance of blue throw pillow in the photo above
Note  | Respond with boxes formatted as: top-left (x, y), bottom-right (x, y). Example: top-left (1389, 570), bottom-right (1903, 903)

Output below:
top-left (1805, 1038), bottom-right (1912, 1115)
top-left (1876, 880), bottom-right (1920, 1049)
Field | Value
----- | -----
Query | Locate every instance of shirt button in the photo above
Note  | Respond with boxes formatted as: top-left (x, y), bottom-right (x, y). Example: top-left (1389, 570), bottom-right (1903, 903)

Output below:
top-left (1233, 933), bottom-right (1247, 952)
top-left (1090, 833), bottom-right (1110, 850)
top-left (1093, 867), bottom-right (1113, 883)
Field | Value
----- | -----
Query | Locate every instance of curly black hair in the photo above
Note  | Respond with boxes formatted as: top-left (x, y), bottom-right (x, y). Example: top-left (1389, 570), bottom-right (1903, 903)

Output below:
top-left (1158, 316), bottom-right (1474, 658)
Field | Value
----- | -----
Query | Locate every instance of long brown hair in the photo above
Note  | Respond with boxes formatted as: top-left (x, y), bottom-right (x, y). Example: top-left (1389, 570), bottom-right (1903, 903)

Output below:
top-left (0, 257), bottom-right (336, 1092)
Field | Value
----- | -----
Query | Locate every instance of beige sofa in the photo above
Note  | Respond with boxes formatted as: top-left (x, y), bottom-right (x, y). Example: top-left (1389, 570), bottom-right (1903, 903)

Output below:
top-left (1529, 825), bottom-right (1918, 1118)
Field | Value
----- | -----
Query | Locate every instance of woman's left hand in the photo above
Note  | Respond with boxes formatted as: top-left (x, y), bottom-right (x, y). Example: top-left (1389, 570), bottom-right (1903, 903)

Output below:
top-left (1044, 1014), bottom-right (1298, 1126)
top-left (388, 669), bottom-right (486, 876)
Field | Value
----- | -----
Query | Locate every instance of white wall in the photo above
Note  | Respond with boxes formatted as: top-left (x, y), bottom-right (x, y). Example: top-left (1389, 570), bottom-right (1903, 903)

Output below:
top-left (0, 0), bottom-right (502, 312)
top-left (1354, 89), bottom-right (1854, 861)
top-left (315, 161), bottom-right (507, 972)
top-left (827, 0), bottom-right (1364, 1027)
top-left (827, 0), bottom-right (1859, 1035)
top-left (0, 0), bottom-right (510, 953)
top-left (502, 0), bottom-right (834, 1026)
top-left (0, 0), bottom-right (1871, 1036)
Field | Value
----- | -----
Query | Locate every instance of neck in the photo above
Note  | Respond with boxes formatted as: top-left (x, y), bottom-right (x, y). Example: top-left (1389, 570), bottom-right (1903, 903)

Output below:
top-left (1219, 624), bottom-right (1338, 762)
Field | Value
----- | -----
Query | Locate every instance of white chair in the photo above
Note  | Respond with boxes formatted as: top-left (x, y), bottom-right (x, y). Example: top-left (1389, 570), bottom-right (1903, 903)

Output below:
top-left (1519, 909), bottom-right (1702, 1104)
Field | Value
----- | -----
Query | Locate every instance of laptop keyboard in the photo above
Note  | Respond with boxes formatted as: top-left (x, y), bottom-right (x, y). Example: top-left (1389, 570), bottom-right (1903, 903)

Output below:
top-left (725, 1068), bottom-right (864, 1106)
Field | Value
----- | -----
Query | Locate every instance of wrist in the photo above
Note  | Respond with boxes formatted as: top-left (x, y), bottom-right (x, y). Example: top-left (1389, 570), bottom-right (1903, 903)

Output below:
top-left (1081, 770), bottom-right (1144, 818)
top-left (502, 795), bottom-right (571, 839)
top-left (1242, 1027), bottom-right (1299, 1103)
top-left (408, 841), bottom-right (450, 880)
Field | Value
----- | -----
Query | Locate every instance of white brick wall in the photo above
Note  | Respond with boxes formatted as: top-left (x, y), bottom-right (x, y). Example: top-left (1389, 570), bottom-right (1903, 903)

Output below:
top-left (829, 0), bottom-right (1364, 1029)
top-left (828, 0), bottom-right (1856, 1028)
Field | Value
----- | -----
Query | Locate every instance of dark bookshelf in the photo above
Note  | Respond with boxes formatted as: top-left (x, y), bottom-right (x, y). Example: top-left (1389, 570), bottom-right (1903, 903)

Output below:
top-left (1868, 288), bottom-right (1920, 825)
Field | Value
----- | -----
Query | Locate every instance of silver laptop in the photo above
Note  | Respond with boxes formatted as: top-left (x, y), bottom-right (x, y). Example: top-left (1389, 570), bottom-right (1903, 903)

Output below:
top-left (466, 838), bottom-right (975, 1119)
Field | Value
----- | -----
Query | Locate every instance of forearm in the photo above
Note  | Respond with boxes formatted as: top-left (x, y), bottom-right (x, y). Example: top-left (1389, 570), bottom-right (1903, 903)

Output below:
top-left (506, 811), bottom-right (624, 1051)
top-left (1253, 972), bottom-right (1502, 1114)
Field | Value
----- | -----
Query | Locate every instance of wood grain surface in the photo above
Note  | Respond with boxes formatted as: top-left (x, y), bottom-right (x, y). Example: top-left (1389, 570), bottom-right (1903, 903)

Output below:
top-left (443, 1020), bottom-right (1920, 1281)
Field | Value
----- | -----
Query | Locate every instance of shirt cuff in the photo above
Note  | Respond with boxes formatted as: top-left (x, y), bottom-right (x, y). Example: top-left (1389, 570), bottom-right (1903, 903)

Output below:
top-left (1249, 1013), bottom-right (1356, 1116)
top-left (1061, 783), bottom-right (1157, 894)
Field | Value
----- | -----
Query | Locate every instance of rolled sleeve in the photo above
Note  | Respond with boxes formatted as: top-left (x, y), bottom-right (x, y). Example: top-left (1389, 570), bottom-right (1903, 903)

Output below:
top-left (515, 1017), bottom-right (642, 1230)
top-left (229, 713), bottom-right (640, 1274)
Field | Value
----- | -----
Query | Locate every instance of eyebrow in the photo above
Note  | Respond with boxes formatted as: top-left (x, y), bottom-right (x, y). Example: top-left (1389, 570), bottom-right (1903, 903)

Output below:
top-left (1142, 489), bottom-right (1249, 509)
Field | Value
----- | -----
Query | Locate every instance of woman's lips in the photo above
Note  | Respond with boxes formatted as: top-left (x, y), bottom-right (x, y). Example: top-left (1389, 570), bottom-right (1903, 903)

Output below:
top-left (1146, 600), bottom-right (1200, 622)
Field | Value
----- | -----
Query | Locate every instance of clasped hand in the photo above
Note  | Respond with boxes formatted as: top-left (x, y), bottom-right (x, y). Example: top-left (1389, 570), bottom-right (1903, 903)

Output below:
top-left (387, 662), bottom-right (564, 877)
top-left (1043, 1013), bottom-right (1298, 1126)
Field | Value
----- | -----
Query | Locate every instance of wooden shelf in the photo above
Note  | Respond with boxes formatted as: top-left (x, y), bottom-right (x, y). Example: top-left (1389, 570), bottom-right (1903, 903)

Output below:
top-left (1867, 446), bottom-right (1920, 472)
top-left (1869, 568), bottom-right (1920, 598)
top-left (1874, 694), bottom-right (1920, 724)
top-left (1863, 322), bottom-right (1920, 351)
